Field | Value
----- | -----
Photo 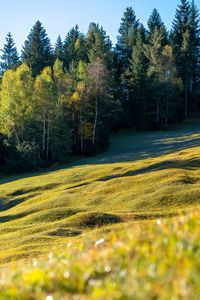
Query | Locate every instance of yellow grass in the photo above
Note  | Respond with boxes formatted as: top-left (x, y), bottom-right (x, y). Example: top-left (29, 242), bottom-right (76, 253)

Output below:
top-left (1, 121), bottom-right (200, 266)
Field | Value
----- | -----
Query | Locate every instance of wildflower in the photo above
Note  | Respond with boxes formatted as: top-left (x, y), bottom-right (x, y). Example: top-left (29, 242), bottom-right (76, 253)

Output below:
top-left (33, 259), bottom-right (38, 267)
top-left (105, 266), bottom-right (111, 273)
top-left (157, 220), bottom-right (161, 225)
top-left (67, 242), bottom-right (72, 248)
top-left (95, 238), bottom-right (105, 247)
top-left (64, 271), bottom-right (70, 279)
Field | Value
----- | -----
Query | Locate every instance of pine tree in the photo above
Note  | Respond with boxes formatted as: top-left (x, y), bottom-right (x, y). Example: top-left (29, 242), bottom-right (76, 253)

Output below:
top-left (128, 26), bottom-right (149, 127)
top-left (145, 28), bottom-right (183, 126)
top-left (172, 0), bottom-right (190, 34)
top-left (0, 32), bottom-right (20, 74)
top-left (54, 35), bottom-right (64, 62)
top-left (148, 9), bottom-right (168, 45)
top-left (172, 0), bottom-right (192, 117)
top-left (115, 7), bottom-right (140, 128)
top-left (63, 25), bottom-right (80, 68)
top-left (86, 23), bottom-right (113, 67)
top-left (189, 0), bottom-right (200, 106)
top-left (116, 7), bottom-right (139, 67)
top-left (22, 21), bottom-right (53, 76)
top-left (148, 9), bottom-right (163, 32)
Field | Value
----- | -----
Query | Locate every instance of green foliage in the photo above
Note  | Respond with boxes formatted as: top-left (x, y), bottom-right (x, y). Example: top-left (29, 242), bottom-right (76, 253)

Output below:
top-left (63, 25), bottom-right (88, 68)
top-left (54, 35), bottom-right (64, 62)
top-left (22, 21), bottom-right (53, 76)
top-left (0, 0), bottom-right (200, 172)
top-left (86, 23), bottom-right (113, 67)
top-left (0, 32), bottom-right (20, 74)
top-left (126, 26), bottom-right (149, 127)
top-left (116, 7), bottom-right (139, 67)
top-left (0, 62), bottom-right (72, 169)
top-left (172, 0), bottom-right (200, 117)
top-left (147, 9), bottom-right (168, 45)
top-left (0, 64), bottom-right (34, 144)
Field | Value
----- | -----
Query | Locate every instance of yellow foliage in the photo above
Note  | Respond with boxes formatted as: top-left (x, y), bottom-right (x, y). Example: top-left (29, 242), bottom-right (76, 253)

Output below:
top-left (83, 121), bottom-right (93, 140)
top-left (71, 91), bottom-right (80, 102)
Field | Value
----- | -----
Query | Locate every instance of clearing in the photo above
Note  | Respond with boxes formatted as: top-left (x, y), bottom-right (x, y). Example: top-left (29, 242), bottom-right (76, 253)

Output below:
top-left (1, 120), bottom-right (200, 265)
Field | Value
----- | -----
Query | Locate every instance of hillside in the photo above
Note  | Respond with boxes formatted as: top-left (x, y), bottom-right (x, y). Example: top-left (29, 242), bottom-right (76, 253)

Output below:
top-left (1, 121), bottom-right (200, 267)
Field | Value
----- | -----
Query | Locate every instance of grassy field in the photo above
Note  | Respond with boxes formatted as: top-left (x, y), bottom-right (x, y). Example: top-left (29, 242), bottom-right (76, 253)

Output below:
top-left (1, 121), bottom-right (200, 298)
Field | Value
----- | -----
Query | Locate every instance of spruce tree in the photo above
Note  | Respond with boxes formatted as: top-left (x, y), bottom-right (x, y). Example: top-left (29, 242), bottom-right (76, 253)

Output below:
top-left (148, 9), bottom-right (168, 45)
top-left (172, 0), bottom-right (191, 57)
top-left (63, 25), bottom-right (80, 68)
top-left (22, 21), bottom-right (53, 76)
top-left (54, 35), bottom-right (64, 62)
top-left (86, 23), bottom-right (113, 67)
top-left (116, 7), bottom-right (139, 68)
top-left (189, 0), bottom-right (200, 102)
top-left (148, 9), bottom-right (163, 32)
top-left (172, 0), bottom-right (192, 117)
top-left (128, 25), bottom-right (149, 127)
top-left (0, 32), bottom-right (20, 74)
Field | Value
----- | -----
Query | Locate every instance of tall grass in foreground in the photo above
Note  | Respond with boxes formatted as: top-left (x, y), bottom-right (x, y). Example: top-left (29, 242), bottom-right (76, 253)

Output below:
top-left (1, 207), bottom-right (200, 299)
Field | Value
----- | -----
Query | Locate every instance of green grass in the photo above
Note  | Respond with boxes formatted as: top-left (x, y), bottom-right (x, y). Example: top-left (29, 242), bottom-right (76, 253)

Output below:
top-left (1, 209), bottom-right (200, 299)
top-left (1, 122), bottom-right (200, 264)
top-left (1, 121), bottom-right (200, 298)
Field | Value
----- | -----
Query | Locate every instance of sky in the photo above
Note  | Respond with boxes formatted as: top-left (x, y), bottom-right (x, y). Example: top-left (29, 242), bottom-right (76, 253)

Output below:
top-left (0, 0), bottom-right (199, 52)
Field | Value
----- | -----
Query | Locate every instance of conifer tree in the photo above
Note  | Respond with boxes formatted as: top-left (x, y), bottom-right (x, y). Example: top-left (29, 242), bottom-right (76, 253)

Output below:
top-left (189, 0), bottom-right (200, 105)
top-left (148, 9), bottom-right (168, 45)
top-left (54, 35), bottom-right (64, 62)
top-left (63, 25), bottom-right (80, 68)
top-left (116, 7), bottom-right (139, 68)
top-left (145, 28), bottom-right (183, 126)
top-left (172, 0), bottom-right (199, 117)
top-left (0, 32), bottom-right (20, 74)
top-left (128, 26), bottom-right (149, 127)
top-left (86, 23), bottom-right (113, 67)
top-left (22, 21), bottom-right (53, 76)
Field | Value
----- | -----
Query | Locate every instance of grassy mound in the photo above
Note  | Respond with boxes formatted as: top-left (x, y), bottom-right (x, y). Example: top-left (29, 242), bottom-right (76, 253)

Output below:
top-left (0, 121), bottom-right (200, 266)
top-left (1, 208), bottom-right (200, 299)
top-left (66, 212), bottom-right (122, 228)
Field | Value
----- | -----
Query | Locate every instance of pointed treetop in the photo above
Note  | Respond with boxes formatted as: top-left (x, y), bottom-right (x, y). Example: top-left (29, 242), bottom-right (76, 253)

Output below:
top-left (0, 32), bottom-right (20, 74)
top-left (22, 20), bottom-right (53, 76)
top-left (148, 9), bottom-right (164, 32)
top-left (54, 35), bottom-right (64, 62)
top-left (118, 7), bottom-right (139, 35)
top-left (172, 0), bottom-right (190, 32)
top-left (117, 6), bottom-right (140, 67)
top-left (86, 23), bottom-right (113, 65)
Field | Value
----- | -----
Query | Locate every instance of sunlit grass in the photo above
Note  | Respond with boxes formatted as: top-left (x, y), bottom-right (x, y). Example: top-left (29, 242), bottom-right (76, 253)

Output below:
top-left (1, 123), bottom-right (200, 297)
top-left (1, 135), bottom-right (200, 263)
top-left (1, 208), bottom-right (200, 299)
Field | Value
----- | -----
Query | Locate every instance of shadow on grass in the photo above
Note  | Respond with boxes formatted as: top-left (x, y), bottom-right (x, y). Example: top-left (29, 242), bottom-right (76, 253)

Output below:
top-left (97, 158), bottom-right (200, 182)
top-left (0, 211), bottom-right (29, 223)
top-left (1, 122), bottom-right (200, 185)
top-left (0, 196), bottom-right (34, 213)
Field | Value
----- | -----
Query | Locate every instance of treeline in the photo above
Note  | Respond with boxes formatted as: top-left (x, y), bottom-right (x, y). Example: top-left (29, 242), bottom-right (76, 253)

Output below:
top-left (0, 0), bottom-right (200, 172)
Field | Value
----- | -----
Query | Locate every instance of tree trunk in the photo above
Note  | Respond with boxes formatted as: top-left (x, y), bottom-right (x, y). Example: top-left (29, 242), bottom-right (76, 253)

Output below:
top-left (80, 101), bottom-right (84, 153)
top-left (46, 116), bottom-right (50, 162)
top-left (15, 130), bottom-right (20, 147)
top-left (93, 96), bottom-right (98, 145)
top-left (42, 109), bottom-right (46, 153)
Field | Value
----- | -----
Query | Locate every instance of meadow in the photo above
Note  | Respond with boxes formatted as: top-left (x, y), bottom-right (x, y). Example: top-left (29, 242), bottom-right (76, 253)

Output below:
top-left (1, 121), bottom-right (200, 298)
